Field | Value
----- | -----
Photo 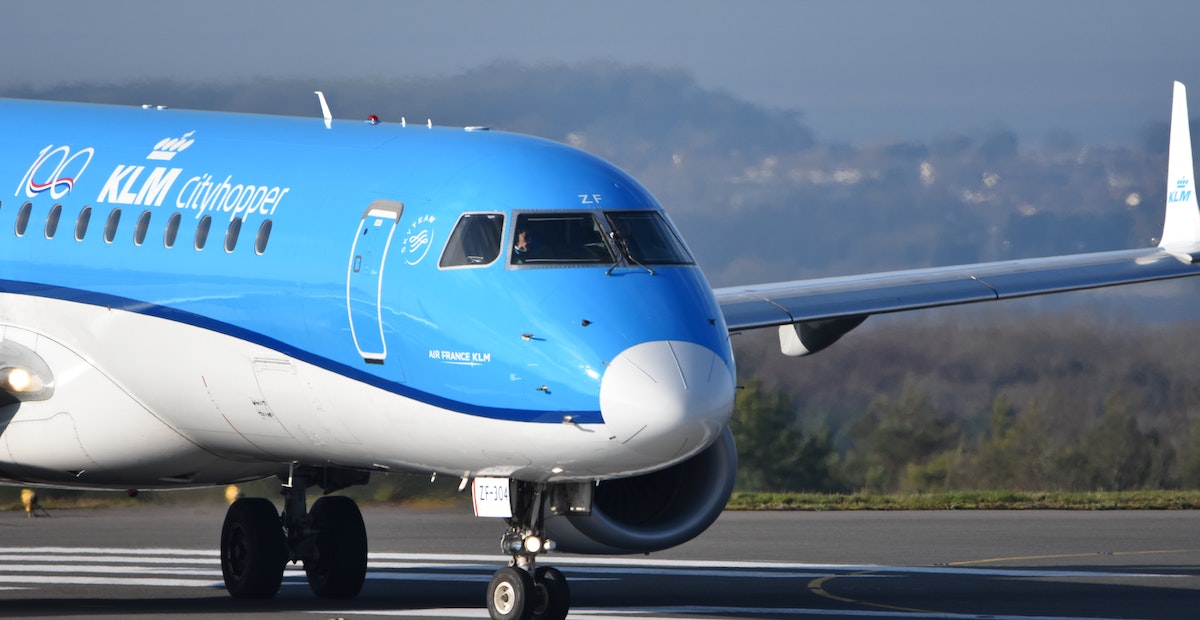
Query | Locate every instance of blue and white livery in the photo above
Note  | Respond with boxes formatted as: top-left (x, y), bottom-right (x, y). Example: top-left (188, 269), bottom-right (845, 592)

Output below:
top-left (0, 82), bottom-right (1197, 619)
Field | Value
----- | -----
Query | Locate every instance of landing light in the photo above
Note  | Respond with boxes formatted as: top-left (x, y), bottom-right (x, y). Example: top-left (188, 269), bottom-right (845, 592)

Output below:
top-left (3, 368), bottom-right (32, 392)
top-left (0, 367), bottom-right (43, 393)
top-left (0, 341), bottom-right (54, 401)
top-left (524, 535), bottom-right (542, 553)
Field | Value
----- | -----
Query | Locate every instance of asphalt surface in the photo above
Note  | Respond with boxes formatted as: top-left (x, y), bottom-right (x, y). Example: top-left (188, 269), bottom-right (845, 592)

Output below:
top-left (0, 503), bottom-right (1196, 619)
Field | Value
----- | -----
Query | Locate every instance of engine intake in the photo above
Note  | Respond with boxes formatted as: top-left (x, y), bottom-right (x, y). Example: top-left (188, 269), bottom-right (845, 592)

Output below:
top-left (543, 427), bottom-right (737, 554)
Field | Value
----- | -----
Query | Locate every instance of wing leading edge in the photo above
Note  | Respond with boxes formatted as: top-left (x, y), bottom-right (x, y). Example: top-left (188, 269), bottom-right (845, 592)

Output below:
top-left (715, 82), bottom-right (1200, 352)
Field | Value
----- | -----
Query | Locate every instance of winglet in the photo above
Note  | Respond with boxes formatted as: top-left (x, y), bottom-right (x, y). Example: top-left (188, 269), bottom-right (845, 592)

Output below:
top-left (1158, 81), bottom-right (1200, 252)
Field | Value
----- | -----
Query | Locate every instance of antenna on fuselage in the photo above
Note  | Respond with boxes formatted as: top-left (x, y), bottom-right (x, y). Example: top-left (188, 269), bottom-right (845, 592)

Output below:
top-left (314, 91), bottom-right (333, 129)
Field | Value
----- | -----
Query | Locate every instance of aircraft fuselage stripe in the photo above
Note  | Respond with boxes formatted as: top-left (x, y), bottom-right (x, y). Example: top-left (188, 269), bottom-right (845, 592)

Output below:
top-left (0, 280), bottom-right (603, 424)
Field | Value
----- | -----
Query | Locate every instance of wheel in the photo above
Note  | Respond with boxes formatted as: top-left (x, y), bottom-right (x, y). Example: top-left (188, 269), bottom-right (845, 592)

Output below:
top-left (220, 497), bottom-right (287, 599)
top-left (532, 566), bottom-right (570, 620)
top-left (487, 566), bottom-right (535, 620)
top-left (304, 495), bottom-right (368, 598)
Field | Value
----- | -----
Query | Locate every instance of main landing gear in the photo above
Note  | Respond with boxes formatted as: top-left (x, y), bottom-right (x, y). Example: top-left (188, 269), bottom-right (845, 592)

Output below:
top-left (486, 481), bottom-right (570, 620)
top-left (219, 465), bottom-right (369, 599)
top-left (218, 468), bottom-right (571, 619)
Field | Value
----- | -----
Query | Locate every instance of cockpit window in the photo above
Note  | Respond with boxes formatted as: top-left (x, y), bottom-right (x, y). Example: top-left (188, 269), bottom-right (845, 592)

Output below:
top-left (440, 212), bottom-right (505, 268)
top-left (511, 212), bottom-right (614, 265)
top-left (604, 211), bottom-right (694, 265)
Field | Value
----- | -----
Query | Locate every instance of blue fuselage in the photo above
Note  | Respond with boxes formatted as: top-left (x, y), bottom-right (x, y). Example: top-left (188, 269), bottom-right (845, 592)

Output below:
top-left (0, 98), bottom-right (734, 481)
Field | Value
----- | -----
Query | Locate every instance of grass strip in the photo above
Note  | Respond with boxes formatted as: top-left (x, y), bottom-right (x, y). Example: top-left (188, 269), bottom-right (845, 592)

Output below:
top-left (7, 489), bottom-right (1200, 512)
top-left (726, 490), bottom-right (1200, 510)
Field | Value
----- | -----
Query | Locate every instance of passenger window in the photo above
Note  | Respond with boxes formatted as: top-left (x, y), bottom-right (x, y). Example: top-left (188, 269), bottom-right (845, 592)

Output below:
top-left (255, 219), bottom-right (272, 255)
top-left (439, 213), bottom-right (505, 268)
top-left (104, 208), bottom-right (121, 244)
top-left (510, 212), bottom-right (614, 265)
top-left (134, 211), bottom-right (151, 246)
top-left (44, 204), bottom-right (62, 239)
top-left (15, 202), bottom-right (32, 237)
top-left (164, 212), bottom-right (181, 248)
top-left (224, 219), bottom-right (242, 253)
top-left (75, 206), bottom-right (92, 241)
top-left (195, 215), bottom-right (212, 250)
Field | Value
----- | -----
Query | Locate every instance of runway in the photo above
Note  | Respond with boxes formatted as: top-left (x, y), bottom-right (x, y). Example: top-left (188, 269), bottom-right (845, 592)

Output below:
top-left (0, 503), bottom-right (1196, 619)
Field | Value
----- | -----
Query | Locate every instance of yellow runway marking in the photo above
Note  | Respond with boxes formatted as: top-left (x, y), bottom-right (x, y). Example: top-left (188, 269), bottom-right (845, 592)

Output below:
top-left (807, 548), bottom-right (1198, 616)
top-left (807, 572), bottom-right (939, 615)
top-left (948, 548), bottom-right (1196, 566)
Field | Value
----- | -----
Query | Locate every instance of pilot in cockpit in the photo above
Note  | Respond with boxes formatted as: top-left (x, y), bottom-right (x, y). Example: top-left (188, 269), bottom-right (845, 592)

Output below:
top-left (512, 229), bottom-right (532, 263)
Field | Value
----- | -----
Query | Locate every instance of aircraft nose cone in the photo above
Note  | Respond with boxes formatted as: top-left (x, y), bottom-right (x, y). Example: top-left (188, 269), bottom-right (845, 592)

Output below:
top-left (599, 340), bottom-right (735, 461)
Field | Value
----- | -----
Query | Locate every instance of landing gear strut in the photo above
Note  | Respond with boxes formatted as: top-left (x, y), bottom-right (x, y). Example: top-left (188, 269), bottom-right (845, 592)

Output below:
top-left (219, 465), bottom-right (370, 600)
top-left (485, 482), bottom-right (571, 620)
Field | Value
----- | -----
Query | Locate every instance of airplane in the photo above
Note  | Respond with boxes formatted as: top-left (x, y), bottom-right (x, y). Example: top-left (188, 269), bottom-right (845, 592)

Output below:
top-left (0, 80), bottom-right (1196, 620)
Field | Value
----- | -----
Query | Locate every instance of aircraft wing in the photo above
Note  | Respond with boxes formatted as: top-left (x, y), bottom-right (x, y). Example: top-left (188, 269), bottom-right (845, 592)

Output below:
top-left (714, 81), bottom-right (1200, 352)
top-left (714, 246), bottom-right (1200, 332)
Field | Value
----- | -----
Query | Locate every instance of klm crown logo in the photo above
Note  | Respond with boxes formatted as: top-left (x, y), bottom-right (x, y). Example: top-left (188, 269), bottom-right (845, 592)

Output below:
top-left (148, 131), bottom-right (196, 161)
top-left (1169, 176), bottom-right (1193, 204)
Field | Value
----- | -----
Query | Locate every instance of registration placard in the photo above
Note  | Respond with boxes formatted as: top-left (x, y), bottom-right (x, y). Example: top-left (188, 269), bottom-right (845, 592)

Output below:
top-left (472, 477), bottom-right (512, 518)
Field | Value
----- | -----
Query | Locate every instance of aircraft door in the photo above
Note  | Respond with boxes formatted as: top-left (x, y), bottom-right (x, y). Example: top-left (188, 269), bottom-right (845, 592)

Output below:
top-left (346, 199), bottom-right (404, 364)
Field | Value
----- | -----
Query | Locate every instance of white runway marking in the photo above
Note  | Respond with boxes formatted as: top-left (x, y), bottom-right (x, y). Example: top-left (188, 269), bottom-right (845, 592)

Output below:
top-left (317, 607), bottom-right (1152, 620)
top-left (0, 547), bottom-right (1171, 620)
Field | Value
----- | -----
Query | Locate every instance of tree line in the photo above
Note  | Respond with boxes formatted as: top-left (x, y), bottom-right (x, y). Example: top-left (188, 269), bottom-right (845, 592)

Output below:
top-left (731, 310), bottom-right (1200, 493)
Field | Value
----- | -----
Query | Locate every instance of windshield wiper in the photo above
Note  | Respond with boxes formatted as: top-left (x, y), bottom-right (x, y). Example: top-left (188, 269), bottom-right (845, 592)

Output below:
top-left (605, 230), bottom-right (655, 276)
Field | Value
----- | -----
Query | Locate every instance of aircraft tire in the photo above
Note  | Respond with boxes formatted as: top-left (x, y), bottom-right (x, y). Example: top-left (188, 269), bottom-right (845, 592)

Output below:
top-left (220, 497), bottom-right (287, 599)
top-left (531, 566), bottom-right (570, 620)
top-left (487, 566), bottom-right (535, 620)
top-left (304, 495), bottom-right (368, 598)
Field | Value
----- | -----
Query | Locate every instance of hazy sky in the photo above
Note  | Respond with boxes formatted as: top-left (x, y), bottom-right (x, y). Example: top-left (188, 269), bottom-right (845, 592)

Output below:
top-left (3, 1), bottom-right (1198, 144)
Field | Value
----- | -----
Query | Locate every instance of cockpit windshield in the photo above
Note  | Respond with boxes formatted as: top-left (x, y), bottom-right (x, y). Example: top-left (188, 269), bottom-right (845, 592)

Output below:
top-left (511, 212), bottom-right (614, 265)
top-left (507, 210), bottom-right (693, 268)
top-left (604, 211), bottom-right (694, 265)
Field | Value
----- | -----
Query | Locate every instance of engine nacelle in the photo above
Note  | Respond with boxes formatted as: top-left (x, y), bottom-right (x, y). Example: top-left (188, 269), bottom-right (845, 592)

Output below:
top-left (778, 315), bottom-right (867, 357)
top-left (543, 427), bottom-right (737, 554)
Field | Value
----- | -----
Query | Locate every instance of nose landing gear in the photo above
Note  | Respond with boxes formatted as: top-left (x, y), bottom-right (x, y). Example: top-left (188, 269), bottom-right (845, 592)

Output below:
top-left (487, 566), bottom-right (533, 620)
top-left (485, 482), bottom-right (571, 620)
